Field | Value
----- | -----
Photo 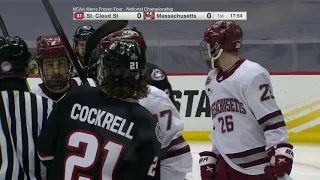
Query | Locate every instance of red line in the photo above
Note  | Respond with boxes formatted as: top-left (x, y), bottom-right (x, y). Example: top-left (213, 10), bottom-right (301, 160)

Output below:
top-left (167, 72), bottom-right (320, 76)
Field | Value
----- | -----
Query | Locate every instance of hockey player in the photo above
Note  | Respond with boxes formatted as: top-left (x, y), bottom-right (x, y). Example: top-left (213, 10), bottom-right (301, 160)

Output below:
top-left (99, 27), bottom-right (192, 180)
top-left (71, 25), bottom-right (95, 77)
top-left (73, 25), bottom-right (95, 64)
top-left (103, 26), bottom-right (175, 102)
top-left (29, 35), bottom-right (94, 102)
top-left (198, 21), bottom-right (294, 180)
top-left (36, 39), bottom-right (160, 180)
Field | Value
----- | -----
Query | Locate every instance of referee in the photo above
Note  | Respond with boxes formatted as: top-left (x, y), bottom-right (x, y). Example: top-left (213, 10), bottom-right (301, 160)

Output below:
top-left (0, 36), bottom-right (54, 179)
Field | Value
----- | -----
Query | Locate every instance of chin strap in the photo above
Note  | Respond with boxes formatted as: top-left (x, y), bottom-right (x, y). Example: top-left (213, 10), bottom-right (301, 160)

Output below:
top-left (210, 49), bottom-right (223, 69)
top-left (205, 42), bottom-right (224, 69)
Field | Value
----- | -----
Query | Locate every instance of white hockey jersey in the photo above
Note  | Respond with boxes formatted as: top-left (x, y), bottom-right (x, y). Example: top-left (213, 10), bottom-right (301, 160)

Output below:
top-left (29, 77), bottom-right (96, 102)
top-left (139, 85), bottom-right (193, 178)
top-left (205, 59), bottom-right (288, 175)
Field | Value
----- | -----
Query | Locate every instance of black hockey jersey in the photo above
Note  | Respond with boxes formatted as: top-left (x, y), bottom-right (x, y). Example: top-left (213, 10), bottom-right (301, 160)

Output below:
top-left (36, 85), bottom-right (161, 180)
top-left (146, 62), bottom-right (175, 103)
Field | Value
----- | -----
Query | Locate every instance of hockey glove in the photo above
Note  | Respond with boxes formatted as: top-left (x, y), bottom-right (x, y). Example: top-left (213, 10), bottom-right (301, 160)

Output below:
top-left (199, 151), bottom-right (218, 180)
top-left (265, 143), bottom-right (294, 178)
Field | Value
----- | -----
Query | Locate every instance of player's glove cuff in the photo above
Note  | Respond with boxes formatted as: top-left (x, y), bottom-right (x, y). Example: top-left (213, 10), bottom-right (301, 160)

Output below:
top-left (199, 151), bottom-right (218, 180)
top-left (265, 143), bottom-right (294, 178)
top-left (274, 143), bottom-right (294, 177)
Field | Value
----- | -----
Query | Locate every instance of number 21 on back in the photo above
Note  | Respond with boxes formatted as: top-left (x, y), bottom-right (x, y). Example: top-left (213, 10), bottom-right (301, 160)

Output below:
top-left (64, 131), bottom-right (158, 180)
top-left (130, 62), bottom-right (138, 69)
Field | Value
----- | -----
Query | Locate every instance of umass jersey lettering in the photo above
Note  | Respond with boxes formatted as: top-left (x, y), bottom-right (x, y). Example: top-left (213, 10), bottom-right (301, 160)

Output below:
top-left (36, 85), bottom-right (161, 180)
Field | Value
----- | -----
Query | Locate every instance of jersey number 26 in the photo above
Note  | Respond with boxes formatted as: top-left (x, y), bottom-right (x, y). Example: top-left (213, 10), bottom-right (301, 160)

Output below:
top-left (259, 84), bottom-right (274, 101)
top-left (64, 130), bottom-right (158, 180)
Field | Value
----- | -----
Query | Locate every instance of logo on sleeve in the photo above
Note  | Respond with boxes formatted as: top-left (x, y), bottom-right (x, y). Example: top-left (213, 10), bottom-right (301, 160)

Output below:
top-left (151, 69), bottom-right (165, 81)
top-left (205, 76), bottom-right (212, 85)
top-left (154, 122), bottom-right (163, 142)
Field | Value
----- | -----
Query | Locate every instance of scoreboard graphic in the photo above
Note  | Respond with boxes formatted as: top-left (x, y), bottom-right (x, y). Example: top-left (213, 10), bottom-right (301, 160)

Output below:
top-left (72, 11), bottom-right (247, 21)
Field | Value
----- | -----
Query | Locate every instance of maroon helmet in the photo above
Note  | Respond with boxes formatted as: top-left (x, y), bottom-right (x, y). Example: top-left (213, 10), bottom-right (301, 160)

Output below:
top-left (36, 35), bottom-right (71, 90)
top-left (102, 26), bottom-right (146, 51)
top-left (86, 26), bottom-right (147, 67)
top-left (200, 21), bottom-right (243, 69)
top-left (36, 35), bottom-right (67, 59)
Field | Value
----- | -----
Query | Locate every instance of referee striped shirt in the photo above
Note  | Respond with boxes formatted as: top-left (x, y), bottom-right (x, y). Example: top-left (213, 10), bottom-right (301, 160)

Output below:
top-left (0, 90), bottom-right (54, 180)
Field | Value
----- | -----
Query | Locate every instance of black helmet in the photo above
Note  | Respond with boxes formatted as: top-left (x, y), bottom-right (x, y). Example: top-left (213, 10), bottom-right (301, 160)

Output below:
top-left (73, 25), bottom-right (95, 62)
top-left (74, 25), bottom-right (95, 41)
top-left (0, 36), bottom-right (31, 78)
top-left (87, 39), bottom-right (146, 86)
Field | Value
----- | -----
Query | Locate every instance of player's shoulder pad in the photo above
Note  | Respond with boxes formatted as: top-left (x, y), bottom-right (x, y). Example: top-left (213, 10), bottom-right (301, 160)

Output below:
top-left (241, 59), bottom-right (270, 83)
top-left (150, 68), bottom-right (166, 81)
top-left (205, 70), bottom-right (216, 86)
top-left (148, 85), bottom-right (169, 98)
top-left (139, 85), bottom-right (170, 106)
top-left (62, 85), bottom-right (97, 102)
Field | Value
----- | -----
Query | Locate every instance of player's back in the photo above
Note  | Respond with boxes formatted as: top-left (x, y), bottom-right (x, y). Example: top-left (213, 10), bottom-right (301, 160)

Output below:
top-left (44, 85), bottom-right (161, 180)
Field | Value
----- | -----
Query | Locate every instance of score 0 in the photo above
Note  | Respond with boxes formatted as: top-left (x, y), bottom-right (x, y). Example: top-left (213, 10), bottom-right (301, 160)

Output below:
top-left (137, 12), bottom-right (142, 19)
top-left (206, 12), bottom-right (213, 19)
top-left (122, 12), bottom-right (144, 20)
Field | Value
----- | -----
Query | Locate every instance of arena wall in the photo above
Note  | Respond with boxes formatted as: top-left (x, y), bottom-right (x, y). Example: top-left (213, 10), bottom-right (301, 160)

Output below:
top-left (27, 73), bottom-right (320, 143)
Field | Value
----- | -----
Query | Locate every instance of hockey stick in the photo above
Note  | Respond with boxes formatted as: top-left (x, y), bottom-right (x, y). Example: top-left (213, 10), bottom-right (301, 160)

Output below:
top-left (0, 14), bottom-right (9, 37)
top-left (84, 20), bottom-right (128, 65)
top-left (41, 0), bottom-right (89, 85)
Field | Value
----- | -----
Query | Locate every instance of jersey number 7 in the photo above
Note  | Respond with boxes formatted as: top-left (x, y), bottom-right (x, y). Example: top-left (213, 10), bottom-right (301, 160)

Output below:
top-left (64, 130), bottom-right (158, 180)
top-left (153, 109), bottom-right (172, 131)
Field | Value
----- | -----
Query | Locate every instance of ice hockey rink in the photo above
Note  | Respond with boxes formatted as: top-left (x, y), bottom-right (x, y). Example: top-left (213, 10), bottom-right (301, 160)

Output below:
top-left (186, 142), bottom-right (320, 180)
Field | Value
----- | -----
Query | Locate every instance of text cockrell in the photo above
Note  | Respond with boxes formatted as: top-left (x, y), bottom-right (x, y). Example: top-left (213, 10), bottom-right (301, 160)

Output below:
top-left (70, 103), bottom-right (134, 140)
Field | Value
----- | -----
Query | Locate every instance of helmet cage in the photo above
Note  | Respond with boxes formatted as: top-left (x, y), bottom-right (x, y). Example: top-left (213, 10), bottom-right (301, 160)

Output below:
top-left (36, 52), bottom-right (71, 90)
top-left (200, 40), bottom-right (223, 69)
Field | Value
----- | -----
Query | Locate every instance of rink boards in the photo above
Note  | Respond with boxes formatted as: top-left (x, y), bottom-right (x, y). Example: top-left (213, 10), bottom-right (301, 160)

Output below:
top-left (27, 73), bottom-right (320, 143)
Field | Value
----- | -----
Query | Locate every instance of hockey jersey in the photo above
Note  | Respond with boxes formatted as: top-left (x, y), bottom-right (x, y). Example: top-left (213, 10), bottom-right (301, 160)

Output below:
top-left (205, 59), bottom-right (289, 175)
top-left (71, 81), bottom-right (192, 177)
top-left (139, 85), bottom-right (193, 176)
top-left (28, 77), bottom-right (96, 102)
top-left (146, 63), bottom-right (175, 103)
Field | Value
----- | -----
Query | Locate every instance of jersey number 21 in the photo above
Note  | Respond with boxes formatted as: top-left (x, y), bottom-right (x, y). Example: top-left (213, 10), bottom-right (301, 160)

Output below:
top-left (64, 130), bottom-right (158, 180)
